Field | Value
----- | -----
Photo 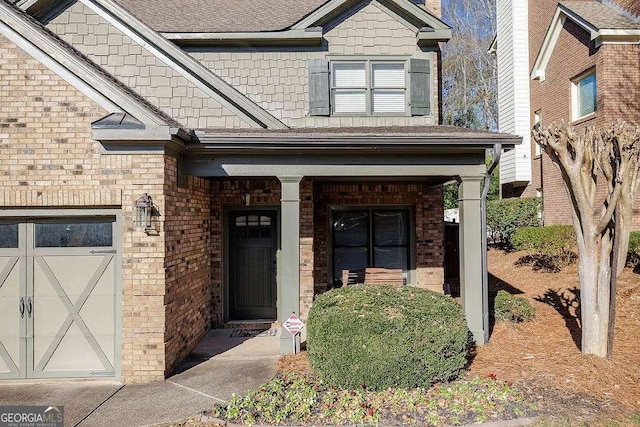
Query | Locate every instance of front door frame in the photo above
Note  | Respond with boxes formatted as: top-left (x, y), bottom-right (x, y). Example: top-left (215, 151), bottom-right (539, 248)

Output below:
top-left (224, 205), bottom-right (280, 323)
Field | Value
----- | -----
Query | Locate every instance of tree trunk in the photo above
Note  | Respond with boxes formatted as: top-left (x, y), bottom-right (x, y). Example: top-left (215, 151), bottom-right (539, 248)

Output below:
top-left (578, 239), bottom-right (610, 356)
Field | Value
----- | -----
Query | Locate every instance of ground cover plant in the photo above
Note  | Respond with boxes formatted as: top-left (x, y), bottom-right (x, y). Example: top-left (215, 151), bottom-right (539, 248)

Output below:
top-left (494, 290), bottom-right (535, 323)
top-left (210, 372), bottom-right (536, 426)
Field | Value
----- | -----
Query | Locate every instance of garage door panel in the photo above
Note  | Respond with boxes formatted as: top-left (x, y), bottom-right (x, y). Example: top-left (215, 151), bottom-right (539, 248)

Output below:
top-left (35, 256), bottom-right (107, 298)
top-left (37, 323), bottom-right (105, 373)
top-left (80, 295), bottom-right (115, 336)
top-left (0, 256), bottom-right (23, 378)
top-left (0, 216), bottom-right (120, 380)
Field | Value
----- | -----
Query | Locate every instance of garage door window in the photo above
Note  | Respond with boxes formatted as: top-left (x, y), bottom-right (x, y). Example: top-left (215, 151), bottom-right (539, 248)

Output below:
top-left (35, 221), bottom-right (113, 247)
top-left (0, 223), bottom-right (18, 248)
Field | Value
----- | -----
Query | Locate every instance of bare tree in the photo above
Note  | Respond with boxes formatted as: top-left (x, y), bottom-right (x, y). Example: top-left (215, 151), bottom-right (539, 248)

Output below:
top-left (442, 0), bottom-right (497, 130)
top-left (532, 121), bottom-right (640, 357)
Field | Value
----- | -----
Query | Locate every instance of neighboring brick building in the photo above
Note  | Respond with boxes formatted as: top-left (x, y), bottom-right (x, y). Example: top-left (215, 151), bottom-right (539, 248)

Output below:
top-left (496, 0), bottom-right (640, 228)
top-left (0, 0), bottom-right (519, 383)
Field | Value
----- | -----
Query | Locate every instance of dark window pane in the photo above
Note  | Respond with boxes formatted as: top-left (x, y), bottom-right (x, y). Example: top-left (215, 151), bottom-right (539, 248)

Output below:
top-left (373, 211), bottom-right (408, 246)
top-left (235, 227), bottom-right (247, 239)
top-left (248, 226), bottom-right (259, 238)
top-left (260, 227), bottom-right (272, 238)
top-left (374, 246), bottom-right (408, 270)
top-left (0, 223), bottom-right (18, 248)
top-left (334, 247), bottom-right (368, 280)
top-left (35, 221), bottom-right (113, 248)
top-left (333, 211), bottom-right (368, 247)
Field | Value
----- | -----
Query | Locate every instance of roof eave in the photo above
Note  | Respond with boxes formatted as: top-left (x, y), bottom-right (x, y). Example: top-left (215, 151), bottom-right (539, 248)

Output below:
top-left (190, 134), bottom-right (521, 151)
top-left (417, 28), bottom-right (452, 45)
top-left (162, 27), bottom-right (324, 46)
top-left (532, 4), bottom-right (640, 79)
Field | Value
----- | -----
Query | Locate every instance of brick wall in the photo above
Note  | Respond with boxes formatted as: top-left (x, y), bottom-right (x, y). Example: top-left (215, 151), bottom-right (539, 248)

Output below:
top-left (529, 11), bottom-right (640, 230)
top-left (0, 34), bottom-right (213, 382)
top-left (163, 159), bottom-right (212, 376)
top-left (313, 182), bottom-right (445, 294)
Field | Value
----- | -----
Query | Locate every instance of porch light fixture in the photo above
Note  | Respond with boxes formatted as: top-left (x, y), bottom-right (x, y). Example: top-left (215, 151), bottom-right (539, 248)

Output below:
top-left (241, 187), bottom-right (251, 206)
top-left (134, 193), bottom-right (156, 231)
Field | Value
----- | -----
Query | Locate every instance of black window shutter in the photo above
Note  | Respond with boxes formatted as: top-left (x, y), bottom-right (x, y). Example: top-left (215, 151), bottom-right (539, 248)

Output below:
top-left (409, 58), bottom-right (431, 116)
top-left (308, 58), bottom-right (330, 116)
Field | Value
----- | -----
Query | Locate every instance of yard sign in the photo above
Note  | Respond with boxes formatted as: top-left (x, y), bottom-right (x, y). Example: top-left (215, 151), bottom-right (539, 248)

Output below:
top-left (284, 313), bottom-right (304, 336)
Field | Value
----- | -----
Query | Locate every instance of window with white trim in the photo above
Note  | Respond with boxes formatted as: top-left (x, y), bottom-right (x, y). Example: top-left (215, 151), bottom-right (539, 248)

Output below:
top-left (572, 70), bottom-right (596, 120)
top-left (308, 57), bottom-right (431, 117)
top-left (332, 208), bottom-right (410, 285)
top-left (331, 61), bottom-right (407, 115)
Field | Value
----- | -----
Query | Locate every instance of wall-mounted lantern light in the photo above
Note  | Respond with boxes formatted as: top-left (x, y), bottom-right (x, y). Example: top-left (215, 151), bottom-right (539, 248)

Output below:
top-left (241, 187), bottom-right (251, 207)
top-left (134, 193), bottom-right (156, 232)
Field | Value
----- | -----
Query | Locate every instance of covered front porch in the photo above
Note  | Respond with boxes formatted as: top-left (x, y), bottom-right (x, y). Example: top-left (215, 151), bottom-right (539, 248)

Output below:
top-left (183, 126), bottom-right (520, 353)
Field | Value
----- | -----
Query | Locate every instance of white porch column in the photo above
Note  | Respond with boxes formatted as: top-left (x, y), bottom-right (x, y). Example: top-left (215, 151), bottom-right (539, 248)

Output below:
top-left (278, 176), bottom-right (302, 353)
top-left (458, 176), bottom-right (487, 344)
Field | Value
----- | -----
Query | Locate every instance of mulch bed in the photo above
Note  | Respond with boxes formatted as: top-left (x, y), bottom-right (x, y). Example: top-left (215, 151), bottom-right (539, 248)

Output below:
top-left (470, 249), bottom-right (640, 412)
top-left (278, 249), bottom-right (640, 423)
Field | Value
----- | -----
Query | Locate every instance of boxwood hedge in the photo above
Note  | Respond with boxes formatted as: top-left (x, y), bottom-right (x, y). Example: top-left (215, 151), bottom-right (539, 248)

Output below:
top-left (307, 285), bottom-right (470, 391)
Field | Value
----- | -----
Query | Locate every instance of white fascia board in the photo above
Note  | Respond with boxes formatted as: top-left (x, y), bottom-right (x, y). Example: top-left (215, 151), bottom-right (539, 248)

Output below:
top-left (80, 0), bottom-right (287, 129)
top-left (15, 0), bottom-right (39, 9)
top-left (161, 28), bottom-right (323, 44)
top-left (598, 30), bottom-right (640, 44)
top-left (531, 8), bottom-right (566, 81)
top-left (0, 4), bottom-right (170, 126)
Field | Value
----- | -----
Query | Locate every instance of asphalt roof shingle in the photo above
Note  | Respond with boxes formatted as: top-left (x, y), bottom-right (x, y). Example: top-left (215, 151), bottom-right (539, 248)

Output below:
top-left (608, 0), bottom-right (640, 19)
top-left (115, 0), bottom-right (330, 33)
top-left (560, 1), bottom-right (640, 30)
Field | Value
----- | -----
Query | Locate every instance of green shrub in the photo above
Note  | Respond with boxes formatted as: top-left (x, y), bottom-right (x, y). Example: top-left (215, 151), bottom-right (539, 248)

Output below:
top-left (486, 198), bottom-right (542, 247)
top-left (307, 285), bottom-right (470, 391)
top-left (628, 231), bottom-right (640, 268)
top-left (512, 225), bottom-right (576, 270)
top-left (512, 225), bottom-right (575, 254)
top-left (494, 290), bottom-right (535, 323)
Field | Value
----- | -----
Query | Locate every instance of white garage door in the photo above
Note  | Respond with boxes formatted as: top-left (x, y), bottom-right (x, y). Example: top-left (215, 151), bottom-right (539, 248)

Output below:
top-left (0, 217), bottom-right (119, 379)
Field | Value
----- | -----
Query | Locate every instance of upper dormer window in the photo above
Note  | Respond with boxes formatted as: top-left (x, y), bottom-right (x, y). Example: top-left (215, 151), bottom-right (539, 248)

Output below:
top-left (308, 57), bottom-right (431, 117)
top-left (572, 70), bottom-right (597, 120)
top-left (331, 61), bottom-right (407, 115)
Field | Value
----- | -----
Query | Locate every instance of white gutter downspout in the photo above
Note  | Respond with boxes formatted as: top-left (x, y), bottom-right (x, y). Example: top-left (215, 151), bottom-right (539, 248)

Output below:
top-left (480, 143), bottom-right (502, 343)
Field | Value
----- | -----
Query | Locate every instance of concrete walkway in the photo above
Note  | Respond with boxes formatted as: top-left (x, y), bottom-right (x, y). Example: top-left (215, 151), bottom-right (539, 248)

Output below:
top-left (0, 328), bottom-right (280, 426)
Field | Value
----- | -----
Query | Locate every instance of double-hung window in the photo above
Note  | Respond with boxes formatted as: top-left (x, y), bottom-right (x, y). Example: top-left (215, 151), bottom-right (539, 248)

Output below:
top-left (308, 57), bottom-right (431, 117)
top-left (331, 61), bottom-right (407, 115)
top-left (572, 70), bottom-right (597, 120)
top-left (332, 209), bottom-right (410, 284)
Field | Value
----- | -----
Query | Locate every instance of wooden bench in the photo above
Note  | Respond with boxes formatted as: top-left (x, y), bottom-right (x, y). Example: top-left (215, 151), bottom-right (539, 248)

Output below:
top-left (342, 268), bottom-right (404, 286)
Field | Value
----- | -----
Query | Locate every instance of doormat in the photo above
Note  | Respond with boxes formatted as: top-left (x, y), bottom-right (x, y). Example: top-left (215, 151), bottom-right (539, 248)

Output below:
top-left (229, 328), bottom-right (279, 338)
